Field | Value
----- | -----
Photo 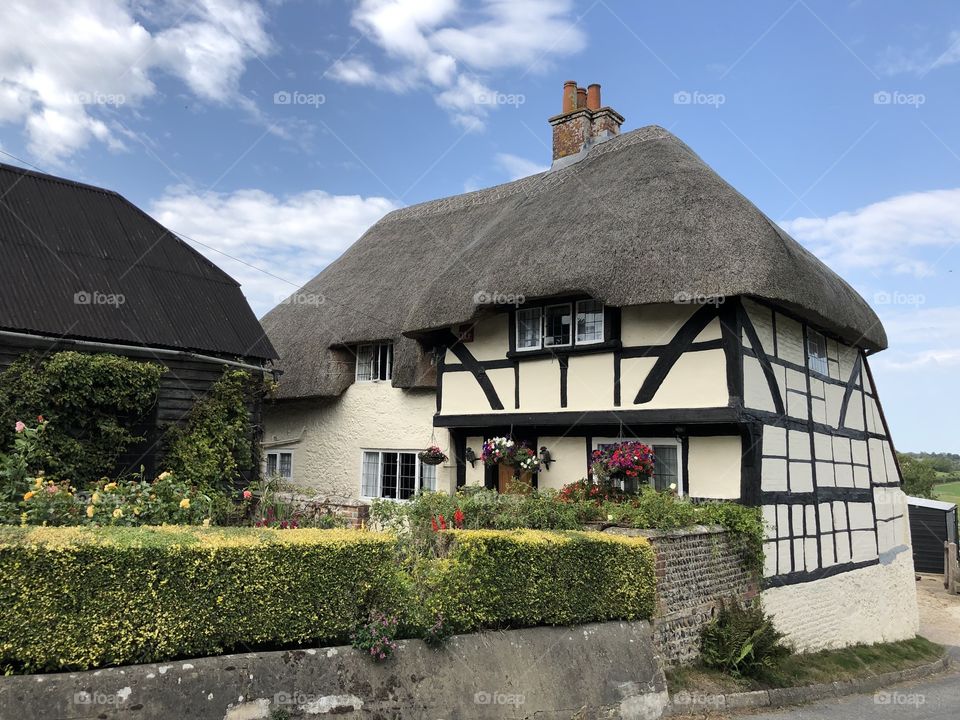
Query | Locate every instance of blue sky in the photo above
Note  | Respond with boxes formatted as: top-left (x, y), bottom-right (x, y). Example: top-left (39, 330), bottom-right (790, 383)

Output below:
top-left (1, 0), bottom-right (958, 452)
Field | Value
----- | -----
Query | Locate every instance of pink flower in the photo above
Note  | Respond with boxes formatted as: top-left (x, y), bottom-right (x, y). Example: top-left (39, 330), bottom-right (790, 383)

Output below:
top-left (242, 490), bottom-right (253, 500)
top-left (14, 421), bottom-right (26, 433)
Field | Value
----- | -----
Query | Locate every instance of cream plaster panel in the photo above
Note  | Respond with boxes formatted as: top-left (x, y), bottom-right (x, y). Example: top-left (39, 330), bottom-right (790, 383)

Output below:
top-left (537, 436), bottom-right (588, 490)
top-left (743, 356), bottom-right (776, 412)
top-left (775, 314), bottom-right (804, 365)
top-left (743, 298), bottom-right (775, 355)
top-left (762, 547), bottom-right (918, 651)
top-left (619, 356), bottom-right (656, 400)
top-left (620, 303), bottom-right (695, 346)
top-left (638, 349), bottom-right (729, 409)
top-left (465, 436), bottom-right (485, 486)
top-left (486, 367), bottom-right (515, 409)
top-left (262, 385), bottom-right (453, 501)
top-left (519, 358), bottom-right (561, 412)
top-left (786, 393), bottom-right (808, 420)
top-left (566, 353), bottom-right (615, 410)
top-left (763, 425), bottom-right (787, 456)
top-left (688, 436), bottom-right (741, 499)
top-left (824, 384), bottom-right (844, 429)
top-left (694, 317), bottom-right (722, 342)
top-left (442, 371), bottom-right (494, 414)
top-left (466, 314), bottom-right (509, 361)
top-left (761, 458), bottom-right (788, 491)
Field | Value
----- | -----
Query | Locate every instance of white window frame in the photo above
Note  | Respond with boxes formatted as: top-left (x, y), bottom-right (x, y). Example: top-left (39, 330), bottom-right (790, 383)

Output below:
top-left (515, 307), bottom-right (543, 351)
top-left (360, 449), bottom-right (436, 500)
top-left (265, 449), bottom-right (294, 481)
top-left (592, 437), bottom-right (683, 496)
top-left (575, 299), bottom-right (605, 345)
top-left (355, 342), bottom-right (393, 383)
top-left (806, 330), bottom-right (829, 376)
top-left (543, 303), bottom-right (573, 348)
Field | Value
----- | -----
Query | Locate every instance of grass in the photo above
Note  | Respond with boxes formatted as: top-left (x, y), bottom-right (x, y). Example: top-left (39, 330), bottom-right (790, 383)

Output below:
top-left (934, 480), bottom-right (960, 506)
top-left (667, 637), bottom-right (946, 694)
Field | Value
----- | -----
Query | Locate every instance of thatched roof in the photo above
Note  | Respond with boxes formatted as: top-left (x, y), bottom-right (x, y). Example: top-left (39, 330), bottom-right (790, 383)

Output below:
top-left (262, 125), bottom-right (884, 400)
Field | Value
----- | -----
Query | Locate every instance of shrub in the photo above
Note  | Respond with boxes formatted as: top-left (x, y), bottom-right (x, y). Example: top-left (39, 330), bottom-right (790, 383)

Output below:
top-left (700, 599), bottom-right (789, 679)
top-left (0, 352), bottom-right (165, 485)
top-left (164, 369), bottom-right (269, 492)
top-left (0, 526), bottom-right (406, 673)
top-left (351, 611), bottom-right (400, 662)
top-left (415, 529), bottom-right (656, 633)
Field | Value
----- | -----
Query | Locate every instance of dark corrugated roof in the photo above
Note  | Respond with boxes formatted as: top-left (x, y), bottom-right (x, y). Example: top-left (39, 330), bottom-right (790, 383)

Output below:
top-left (0, 162), bottom-right (276, 360)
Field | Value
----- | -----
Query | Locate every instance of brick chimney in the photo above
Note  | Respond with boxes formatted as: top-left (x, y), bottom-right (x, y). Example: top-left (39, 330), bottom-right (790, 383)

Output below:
top-left (549, 81), bottom-right (624, 168)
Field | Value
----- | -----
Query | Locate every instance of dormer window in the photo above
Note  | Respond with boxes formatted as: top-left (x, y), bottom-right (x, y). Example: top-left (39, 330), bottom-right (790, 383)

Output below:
top-left (516, 299), bottom-right (606, 352)
top-left (806, 330), bottom-right (828, 376)
top-left (356, 342), bottom-right (393, 382)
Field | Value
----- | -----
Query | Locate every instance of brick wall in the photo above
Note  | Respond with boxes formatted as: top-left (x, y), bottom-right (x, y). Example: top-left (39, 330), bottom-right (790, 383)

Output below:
top-left (603, 525), bottom-right (758, 665)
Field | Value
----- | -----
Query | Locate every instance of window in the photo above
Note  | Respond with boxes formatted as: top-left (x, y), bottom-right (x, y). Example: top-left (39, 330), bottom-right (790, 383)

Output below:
top-left (516, 300), bottom-right (605, 352)
top-left (356, 342), bottom-right (393, 382)
top-left (516, 307), bottom-right (542, 350)
top-left (576, 299), bottom-right (604, 344)
top-left (544, 304), bottom-right (572, 347)
top-left (361, 450), bottom-right (436, 500)
top-left (807, 330), bottom-right (828, 376)
top-left (593, 438), bottom-right (682, 495)
top-left (266, 450), bottom-right (293, 480)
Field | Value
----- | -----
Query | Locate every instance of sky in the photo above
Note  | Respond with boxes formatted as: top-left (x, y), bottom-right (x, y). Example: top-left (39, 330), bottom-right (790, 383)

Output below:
top-left (0, 0), bottom-right (958, 453)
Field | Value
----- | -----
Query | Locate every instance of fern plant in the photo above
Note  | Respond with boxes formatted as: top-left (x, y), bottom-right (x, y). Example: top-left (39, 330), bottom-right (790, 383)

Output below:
top-left (700, 599), bottom-right (789, 679)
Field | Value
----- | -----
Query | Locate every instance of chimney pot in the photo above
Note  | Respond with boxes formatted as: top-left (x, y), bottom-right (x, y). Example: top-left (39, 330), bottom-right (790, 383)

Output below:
top-left (587, 83), bottom-right (601, 110)
top-left (576, 87), bottom-right (587, 109)
top-left (562, 80), bottom-right (577, 113)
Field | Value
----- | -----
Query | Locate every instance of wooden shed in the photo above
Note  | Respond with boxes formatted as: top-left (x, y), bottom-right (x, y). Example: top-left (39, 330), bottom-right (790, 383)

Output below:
top-left (906, 496), bottom-right (958, 574)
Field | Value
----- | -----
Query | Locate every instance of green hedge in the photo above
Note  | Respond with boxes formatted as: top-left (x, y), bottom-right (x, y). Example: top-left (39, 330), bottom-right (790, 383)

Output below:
top-left (0, 526), bottom-right (656, 673)
top-left (418, 529), bottom-right (656, 632)
top-left (0, 526), bottom-right (403, 673)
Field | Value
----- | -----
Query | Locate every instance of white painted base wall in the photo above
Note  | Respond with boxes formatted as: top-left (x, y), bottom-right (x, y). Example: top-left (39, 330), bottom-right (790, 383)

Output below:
top-left (762, 544), bottom-right (919, 651)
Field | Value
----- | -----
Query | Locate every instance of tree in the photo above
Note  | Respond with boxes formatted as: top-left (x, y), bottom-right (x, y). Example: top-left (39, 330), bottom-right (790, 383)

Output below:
top-left (897, 453), bottom-right (938, 499)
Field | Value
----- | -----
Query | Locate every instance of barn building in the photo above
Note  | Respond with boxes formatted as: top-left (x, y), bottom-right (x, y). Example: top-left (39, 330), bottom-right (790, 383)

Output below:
top-left (261, 82), bottom-right (917, 650)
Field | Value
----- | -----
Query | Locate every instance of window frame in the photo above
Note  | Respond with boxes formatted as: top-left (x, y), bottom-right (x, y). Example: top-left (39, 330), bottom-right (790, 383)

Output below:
top-left (355, 342), bottom-right (393, 383)
top-left (360, 449), bottom-right (437, 501)
top-left (543, 302), bottom-right (573, 348)
top-left (265, 449), bottom-right (294, 481)
top-left (591, 437), bottom-right (683, 496)
top-left (806, 329), bottom-right (829, 376)
top-left (515, 307), bottom-right (543, 351)
top-left (575, 299), bottom-right (605, 345)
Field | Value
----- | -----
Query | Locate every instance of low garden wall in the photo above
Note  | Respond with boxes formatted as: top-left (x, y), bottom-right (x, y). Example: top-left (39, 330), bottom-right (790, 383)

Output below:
top-left (0, 622), bottom-right (670, 720)
top-left (603, 525), bottom-right (758, 665)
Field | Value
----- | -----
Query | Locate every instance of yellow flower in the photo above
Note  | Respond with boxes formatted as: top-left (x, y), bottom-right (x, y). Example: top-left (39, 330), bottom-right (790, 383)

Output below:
top-left (112, 508), bottom-right (123, 519)
top-left (23, 491), bottom-right (35, 501)
top-left (179, 498), bottom-right (190, 509)
top-left (132, 507), bottom-right (141, 516)
top-left (92, 492), bottom-right (101, 504)
top-left (157, 471), bottom-right (172, 481)
top-left (202, 518), bottom-right (211, 527)
top-left (104, 482), bottom-right (118, 492)
top-left (86, 505), bottom-right (95, 518)
top-left (33, 477), bottom-right (42, 488)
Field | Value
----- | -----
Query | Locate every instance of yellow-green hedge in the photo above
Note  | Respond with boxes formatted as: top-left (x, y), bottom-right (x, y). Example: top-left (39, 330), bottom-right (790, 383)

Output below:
top-left (0, 526), bottom-right (404, 673)
top-left (419, 530), bottom-right (656, 632)
top-left (0, 527), bottom-right (656, 673)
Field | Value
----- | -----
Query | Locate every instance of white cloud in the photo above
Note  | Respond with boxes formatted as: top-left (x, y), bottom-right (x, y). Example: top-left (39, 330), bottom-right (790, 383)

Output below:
top-left (780, 188), bottom-right (960, 277)
top-left (872, 307), bottom-right (960, 371)
top-left (879, 30), bottom-right (960, 75)
top-left (0, 0), bottom-right (271, 163)
top-left (149, 187), bottom-right (397, 315)
top-left (332, 0), bottom-right (584, 129)
top-left (495, 152), bottom-right (548, 180)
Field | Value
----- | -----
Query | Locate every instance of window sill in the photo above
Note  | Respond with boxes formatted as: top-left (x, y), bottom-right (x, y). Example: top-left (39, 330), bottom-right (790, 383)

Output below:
top-left (507, 339), bottom-right (621, 360)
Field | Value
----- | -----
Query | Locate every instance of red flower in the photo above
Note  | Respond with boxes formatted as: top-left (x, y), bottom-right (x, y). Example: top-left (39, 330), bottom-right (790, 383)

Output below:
top-left (438, 514), bottom-right (447, 530)
top-left (453, 507), bottom-right (464, 528)
top-left (37, 415), bottom-right (44, 423)
top-left (242, 489), bottom-right (253, 500)
top-left (431, 517), bottom-right (439, 532)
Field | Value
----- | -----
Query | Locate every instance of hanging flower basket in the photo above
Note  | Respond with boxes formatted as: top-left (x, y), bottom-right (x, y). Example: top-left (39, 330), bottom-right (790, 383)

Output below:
top-left (418, 445), bottom-right (448, 466)
top-left (481, 437), bottom-right (542, 472)
top-left (590, 441), bottom-right (656, 492)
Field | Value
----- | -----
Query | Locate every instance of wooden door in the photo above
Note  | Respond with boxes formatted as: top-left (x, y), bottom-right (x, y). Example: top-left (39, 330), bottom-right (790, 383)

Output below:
top-left (498, 464), bottom-right (533, 493)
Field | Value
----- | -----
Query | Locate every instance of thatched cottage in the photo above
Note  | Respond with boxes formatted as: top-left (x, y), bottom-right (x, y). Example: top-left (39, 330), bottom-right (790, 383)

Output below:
top-left (262, 82), bottom-right (917, 649)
